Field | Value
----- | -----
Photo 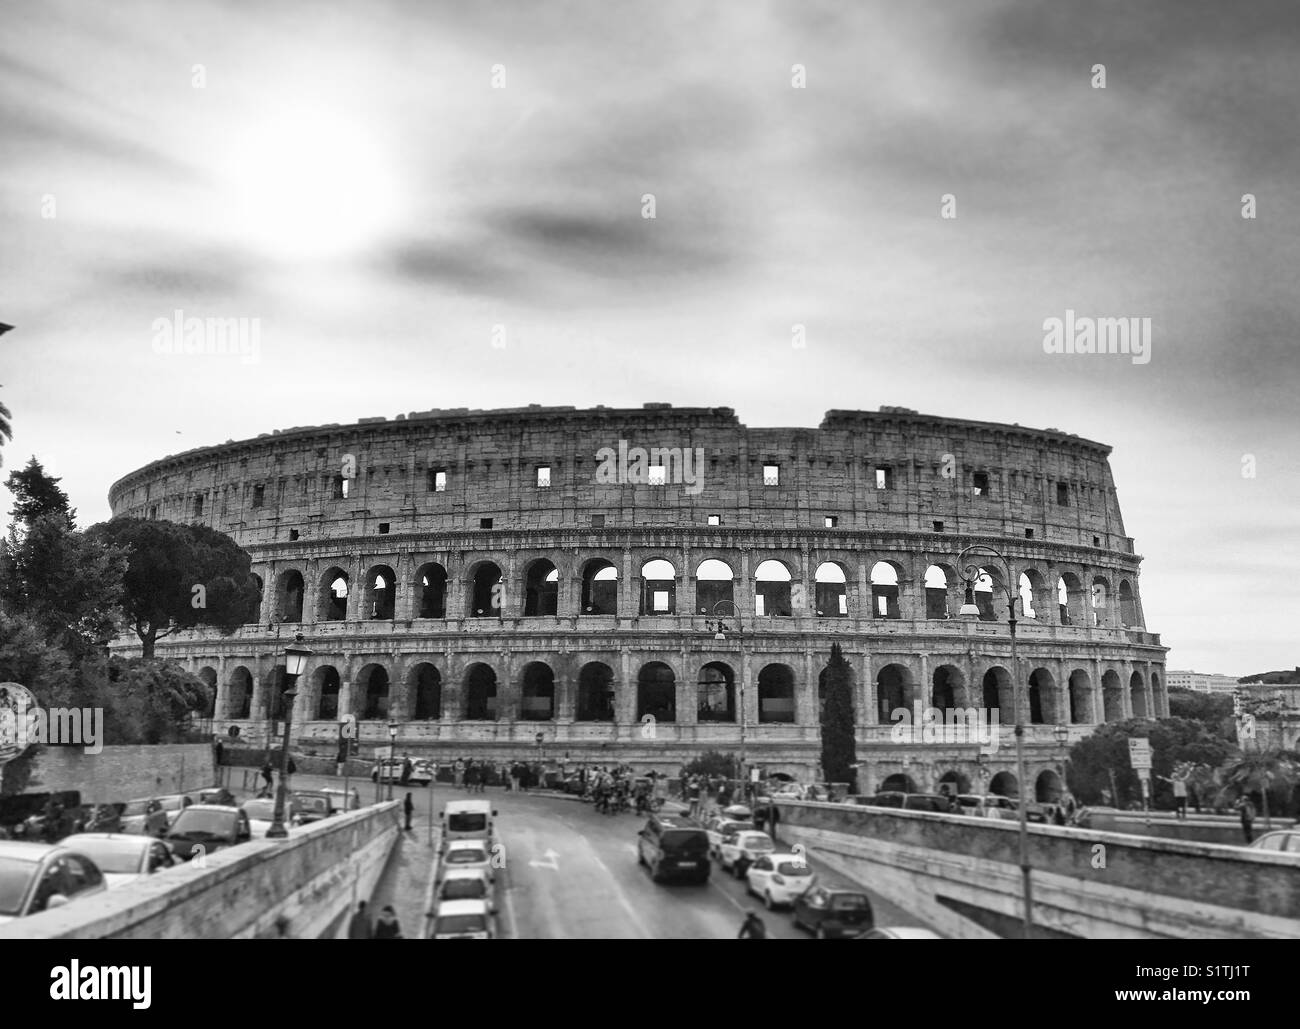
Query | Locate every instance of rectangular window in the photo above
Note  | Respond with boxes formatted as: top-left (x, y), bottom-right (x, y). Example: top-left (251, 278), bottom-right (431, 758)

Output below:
top-left (652, 590), bottom-right (669, 613)
top-left (378, 523), bottom-right (390, 535)
top-left (1093, 535), bottom-right (1101, 547)
top-left (763, 464), bottom-right (780, 486)
top-left (1024, 528), bottom-right (1034, 539)
top-left (591, 514), bottom-right (605, 528)
top-left (536, 466), bottom-right (551, 488)
top-left (1056, 483), bottom-right (1069, 506)
top-left (755, 595), bottom-right (766, 616)
top-left (876, 595), bottom-right (890, 617)
top-left (824, 516), bottom-right (838, 528)
top-left (933, 520), bottom-right (944, 532)
top-left (480, 518), bottom-right (493, 529)
top-left (193, 495), bottom-right (204, 517)
top-left (252, 485), bottom-right (265, 508)
top-left (289, 529), bottom-right (299, 541)
top-left (428, 468), bottom-right (447, 492)
top-left (149, 506), bottom-right (158, 520)
top-left (838, 594), bottom-right (848, 616)
top-left (875, 467), bottom-right (893, 490)
top-left (708, 515), bottom-right (721, 526)
top-left (973, 472), bottom-right (989, 496)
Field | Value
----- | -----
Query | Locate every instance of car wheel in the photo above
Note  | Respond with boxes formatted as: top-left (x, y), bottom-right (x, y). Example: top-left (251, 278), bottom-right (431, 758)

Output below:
top-left (764, 891), bottom-right (775, 910)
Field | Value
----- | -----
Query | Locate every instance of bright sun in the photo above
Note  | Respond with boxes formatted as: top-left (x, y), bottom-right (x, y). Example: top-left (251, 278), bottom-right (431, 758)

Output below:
top-left (218, 109), bottom-right (401, 261)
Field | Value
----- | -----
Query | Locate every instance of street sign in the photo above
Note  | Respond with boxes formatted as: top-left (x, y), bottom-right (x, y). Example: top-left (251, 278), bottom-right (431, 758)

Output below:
top-left (1127, 738), bottom-right (1152, 771)
top-left (750, 767), bottom-right (760, 783)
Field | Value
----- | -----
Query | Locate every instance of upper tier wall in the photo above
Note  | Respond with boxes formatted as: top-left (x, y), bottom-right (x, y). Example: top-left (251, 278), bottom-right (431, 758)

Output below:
top-left (108, 405), bottom-right (1130, 553)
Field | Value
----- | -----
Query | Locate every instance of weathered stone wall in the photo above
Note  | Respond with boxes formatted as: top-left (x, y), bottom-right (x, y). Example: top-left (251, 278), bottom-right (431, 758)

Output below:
top-left (26, 744), bottom-right (216, 802)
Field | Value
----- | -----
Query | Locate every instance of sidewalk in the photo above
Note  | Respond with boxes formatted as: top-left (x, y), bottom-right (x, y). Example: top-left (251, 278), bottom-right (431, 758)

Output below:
top-left (367, 817), bottom-right (437, 940)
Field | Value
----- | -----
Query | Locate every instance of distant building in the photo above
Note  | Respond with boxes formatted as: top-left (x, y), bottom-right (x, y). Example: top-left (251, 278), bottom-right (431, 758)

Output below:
top-left (1235, 668), bottom-right (1300, 750)
top-left (1167, 670), bottom-right (1240, 695)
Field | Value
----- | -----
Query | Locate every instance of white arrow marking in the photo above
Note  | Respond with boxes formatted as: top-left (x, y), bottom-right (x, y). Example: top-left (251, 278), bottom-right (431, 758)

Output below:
top-left (528, 848), bottom-right (559, 870)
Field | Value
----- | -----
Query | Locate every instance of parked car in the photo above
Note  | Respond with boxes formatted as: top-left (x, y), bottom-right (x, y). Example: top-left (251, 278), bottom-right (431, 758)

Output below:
top-left (240, 796), bottom-right (303, 836)
top-left (854, 926), bottom-right (944, 939)
top-left (197, 787), bottom-right (237, 807)
top-left (637, 813), bottom-right (711, 884)
top-left (704, 815), bottom-right (753, 858)
top-left (409, 759), bottom-right (436, 786)
top-left (437, 840), bottom-right (496, 883)
top-left (792, 886), bottom-right (874, 938)
top-left (0, 841), bottom-right (108, 924)
top-left (717, 830), bottom-right (775, 878)
top-left (436, 868), bottom-right (495, 904)
top-left (293, 792), bottom-right (334, 824)
top-left (745, 852), bottom-right (815, 909)
top-left (371, 759), bottom-right (405, 783)
top-left (320, 788), bottom-right (362, 814)
top-left (431, 898), bottom-right (494, 939)
top-left (954, 794), bottom-right (1018, 819)
top-left (156, 794), bottom-right (197, 828)
top-left (1250, 830), bottom-right (1300, 855)
top-left (163, 805), bottom-right (252, 860)
top-left (901, 793), bottom-right (955, 813)
top-left (119, 798), bottom-right (169, 837)
top-left (862, 791), bottom-right (907, 808)
top-left (60, 833), bottom-right (177, 888)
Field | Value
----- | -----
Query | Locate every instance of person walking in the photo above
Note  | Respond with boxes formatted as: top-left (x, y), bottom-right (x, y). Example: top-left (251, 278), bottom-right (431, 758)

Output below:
top-left (261, 758), bottom-right (274, 794)
top-left (348, 901), bottom-right (372, 939)
top-left (403, 792), bottom-right (414, 831)
top-left (737, 911), bottom-right (767, 939)
top-left (373, 905), bottom-right (404, 938)
top-left (1237, 796), bottom-right (1256, 843)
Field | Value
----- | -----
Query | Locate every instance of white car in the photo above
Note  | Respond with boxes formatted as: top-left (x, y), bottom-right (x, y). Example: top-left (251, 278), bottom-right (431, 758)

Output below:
top-left (437, 840), bottom-right (496, 883)
top-left (704, 816), bottom-right (753, 858)
top-left (431, 898), bottom-right (494, 939)
top-left (239, 797), bottom-right (303, 837)
top-left (59, 834), bottom-right (177, 889)
top-left (954, 795), bottom-right (1018, 820)
top-left (717, 830), bottom-right (774, 877)
top-left (855, 926), bottom-right (944, 939)
top-left (745, 852), bottom-right (814, 909)
top-left (436, 867), bottom-right (495, 905)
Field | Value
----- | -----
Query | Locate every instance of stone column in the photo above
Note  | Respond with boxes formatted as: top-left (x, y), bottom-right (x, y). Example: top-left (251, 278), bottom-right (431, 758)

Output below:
top-left (556, 667), bottom-right (576, 721)
top-left (857, 562), bottom-right (870, 621)
top-left (619, 648), bottom-right (636, 725)
top-left (258, 563), bottom-right (275, 625)
top-left (302, 559), bottom-right (318, 625)
top-left (620, 549), bottom-right (635, 616)
top-left (680, 572), bottom-right (698, 617)
top-left (562, 574), bottom-right (580, 618)
top-left (249, 673), bottom-right (266, 720)
top-left (803, 648), bottom-right (817, 728)
top-left (897, 578), bottom-right (917, 621)
top-left (338, 679), bottom-right (355, 720)
top-left (737, 550), bottom-right (755, 619)
top-left (394, 554), bottom-right (415, 621)
top-left (347, 557), bottom-right (366, 621)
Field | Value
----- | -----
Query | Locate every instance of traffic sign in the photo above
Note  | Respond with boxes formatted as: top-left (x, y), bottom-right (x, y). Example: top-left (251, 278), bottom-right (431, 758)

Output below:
top-left (1127, 738), bottom-right (1152, 771)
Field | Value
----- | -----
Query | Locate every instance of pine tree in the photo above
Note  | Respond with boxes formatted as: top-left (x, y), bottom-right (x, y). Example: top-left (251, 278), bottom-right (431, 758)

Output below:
top-left (820, 642), bottom-right (857, 785)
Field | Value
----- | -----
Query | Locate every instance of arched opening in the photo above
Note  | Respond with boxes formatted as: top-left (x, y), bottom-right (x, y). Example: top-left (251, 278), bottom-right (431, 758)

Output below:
top-left (314, 665), bottom-right (341, 720)
top-left (988, 771), bottom-right (1019, 799)
top-left (523, 560), bottom-right (559, 617)
top-left (1018, 571), bottom-right (1042, 619)
top-left (695, 558), bottom-right (734, 615)
top-left (229, 667), bottom-right (252, 719)
top-left (576, 662), bottom-right (615, 721)
top-left (197, 667), bottom-right (217, 718)
top-left (1119, 580), bottom-right (1139, 626)
top-left (938, 770), bottom-right (970, 796)
top-left (880, 773), bottom-right (917, 794)
top-left (814, 562), bottom-right (848, 617)
top-left (924, 565), bottom-right (950, 619)
top-left (982, 666), bottom-right (1010, 722)
top-left (1090, 576), bottom-right (1111, 628)
top-left (277, 570), bottom-right (304, 623)
top-left (758, 664), bottom-right (796, 723)
top-left (1028, 668), bottom-right (1055, 724)
top-left (581, 559), bottom-right (618, 615)
top-left (1058, 573), bottom-right (1086, 626)
top-left (248, 575), bottom-right (263, 623)
top-left (359, 664), bottom-right (390, 720)
top-left (971, 567), bottom-right (1006, 621)
top-left (469, 562), bottom-right (503, 618)
top-left (321, 568), bottom-right (349, 621)
top-left (364, 565), bottom-right (396, 620)
top-left (641, 559), bottom-right (677, 615)
top-left (1102, 669), bottom-right (1123, 722)
top-left (411, 663), bottom-right (441, 719)
top-left (637, 662), bottom-right (676, 722)
top-left (465, 664), bottom-right (498, 720)
top-left (1035, 769), bottom-right (1064, 803)
top-left (931, 665), bottom-right (964, 715)
top-left (520, 662), bottom-right (555, 720)
top-left (876, 664), bottom-right (911, 724)
top-left (1068, 669), bottom-right (1092, 724)
top-left (416, 563), bottom-right (447, 618)
top-left (697, 662), bottom-right (736, 722)
top-left (869, 561), bottom-right (901, 619)
top-left (754, 559), bottom-right (793, 617)
top-left (1130, 670), bottom-right (1148, 718)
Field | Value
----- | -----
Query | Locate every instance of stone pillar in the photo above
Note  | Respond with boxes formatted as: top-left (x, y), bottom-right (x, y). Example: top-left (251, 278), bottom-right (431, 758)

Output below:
top-left (680, 572), bottom-right (698, 617)
top-left (620, 549), bottom-right (634, 616)
top-left (857, 562), bottom-right (870, 621)
top-left (897, 578), bottom-right (917, 621)
top-left (499, 653), bottom-right (518, 722)
top-left (619, 648), bottom-right (636, 725)
top-left (258, 564), bottom-right (275, 625)
top-left (562, 574), bottom-right (580, 618)
top-left (302, 559), bottom-right (318, 625)
top-left (394, 554), bottom-right (415, 622)
top-left (737, 550), bottom-right (755, 619)
top-left (803, 648), bottom-right (816, 727)
top-left (677, 662), bottom-right (697, 725)
top-left (338, 679), bottom-right (354, 720)
top-left (556, 668), bottom-right (576, 721)
top-left (347, 557), bottom-right (366, 621)
top-left (249, 673), bottom-right (267, 720)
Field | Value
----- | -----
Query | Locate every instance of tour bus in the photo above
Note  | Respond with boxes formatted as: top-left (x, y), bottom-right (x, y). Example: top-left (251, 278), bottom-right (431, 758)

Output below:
top-left (440, 799), bottom-right (497, 853)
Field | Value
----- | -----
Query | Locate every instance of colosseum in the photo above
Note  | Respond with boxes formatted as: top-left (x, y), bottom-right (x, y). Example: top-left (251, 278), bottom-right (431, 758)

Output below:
top-left (107, 403), bottom-right (1167, 801)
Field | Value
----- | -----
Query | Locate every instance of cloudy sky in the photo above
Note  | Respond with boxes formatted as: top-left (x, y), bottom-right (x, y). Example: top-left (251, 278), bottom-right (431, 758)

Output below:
top-left (1, 0), bottom-right (1296, 676)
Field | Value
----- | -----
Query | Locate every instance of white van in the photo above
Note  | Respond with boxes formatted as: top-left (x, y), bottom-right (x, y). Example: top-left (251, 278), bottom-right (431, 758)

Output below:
top-left (440, 799), bottom-right (497, 852)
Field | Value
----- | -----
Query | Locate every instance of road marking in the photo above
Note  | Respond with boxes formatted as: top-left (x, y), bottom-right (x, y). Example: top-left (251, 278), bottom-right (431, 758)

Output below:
top-left (527, 848), bottom-right (560, 870)
top-left (586, 845), bottom-right (655, 939)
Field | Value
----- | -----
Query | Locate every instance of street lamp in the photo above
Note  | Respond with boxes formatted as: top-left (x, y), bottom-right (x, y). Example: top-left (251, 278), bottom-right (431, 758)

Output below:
top-left (956, 545), bottom-right (1033, 938)
top-left (704, 600), bottom-right (746, 804)
top-left (387, 722), bottom-right (398, 801)
top-left (267, 635), bottom-right (311, 839)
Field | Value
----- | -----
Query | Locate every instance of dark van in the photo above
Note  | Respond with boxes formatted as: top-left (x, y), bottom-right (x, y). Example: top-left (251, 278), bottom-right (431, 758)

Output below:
top-left (637, 813), bottom-right (710, 884)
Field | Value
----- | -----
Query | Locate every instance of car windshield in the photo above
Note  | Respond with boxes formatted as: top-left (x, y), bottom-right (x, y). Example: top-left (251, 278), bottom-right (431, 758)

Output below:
top-left (169, 811), bottom-right (235, 836)
top-left (442, 879), bottom-right (487, 900)
top-left (660, 830), bottom-right (708, 853)
top-left (436, 914), bottom-right (486, 934)
top-left (159, 797), bottom-right (186, 811)
top-left (776, 862), bottom-right (810, 876)
top-left (72, 839), bottom-right (144, 874)
top-left (122, 801), bottom-right (150, 816)
top-left (299, 798), bottom-right (328, 813)
top-left (242, 800), bottom-right (277, 820)
top-left (448, 813), bottom-right (486, 833)
top-left (831, 894), bottom-right (870, 909)
top-left (0, 858), bottom-right (36, 916)
top-left (446, 849), bottom-right (488, 864)
top-left (745, 837), bottom-right (774, 851)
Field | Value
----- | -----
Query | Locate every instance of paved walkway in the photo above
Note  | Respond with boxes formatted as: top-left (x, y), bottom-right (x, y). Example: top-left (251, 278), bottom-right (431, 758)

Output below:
top-left (367, 819), bottom-right (437, 940)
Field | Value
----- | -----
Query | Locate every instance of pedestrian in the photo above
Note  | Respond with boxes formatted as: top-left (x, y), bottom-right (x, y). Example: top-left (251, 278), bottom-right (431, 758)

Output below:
top-left (348, 901), bottom-right (372, 939)
top-left (400, 755), bottom-right (412, 786)
top-left (403, 792), bottom-right (414, 831)
top-left (287, 756), bottom-right (297, 778)
top-left (1237, 797), bottom-right (1256, 844)
top-left (737, 911), bottom-right (767, 939)
top-left (214, 737), bottom-right (224, 766)
top-left (1172, 777), bottom-right (1187, 820)
top-left (261, 758), bottom-right (274, 792)
top-left (373, 905), bottom-right (404, 939)
top-left (768, 802), bottom-right (780, 842)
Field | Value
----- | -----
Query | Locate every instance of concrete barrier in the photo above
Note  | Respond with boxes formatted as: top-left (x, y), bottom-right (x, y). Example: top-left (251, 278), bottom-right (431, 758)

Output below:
top-left (0, 802), bottom-right (402, 940)
top-left (779, 801), bottom-right (1300, 939)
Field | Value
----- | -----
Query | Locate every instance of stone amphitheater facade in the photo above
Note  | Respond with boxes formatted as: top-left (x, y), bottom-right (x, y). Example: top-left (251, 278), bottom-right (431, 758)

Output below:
top-left (108, 403), bottom-right (1167, 798)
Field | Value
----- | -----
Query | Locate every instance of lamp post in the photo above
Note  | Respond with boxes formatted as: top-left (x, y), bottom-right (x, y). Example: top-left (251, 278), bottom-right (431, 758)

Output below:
top-left (956, 545), bottom-right (1032, 938)
top-left (387, 722), bottom-right (398, 802)
top-left (704, 600), bottom-right (746, 804)
top-left (267, 635), bottom-right (312, 839)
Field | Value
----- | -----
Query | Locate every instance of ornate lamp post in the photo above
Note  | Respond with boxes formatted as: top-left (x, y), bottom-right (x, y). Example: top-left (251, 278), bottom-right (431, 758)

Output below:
top-left (956, 544), bottom-right (1033, 938)
top-left (387, 722), bottom-right (398, 802)
top-left (704, 600), bottom-right (746, 803)
top-left (267, 635), bottom-right (311, 839)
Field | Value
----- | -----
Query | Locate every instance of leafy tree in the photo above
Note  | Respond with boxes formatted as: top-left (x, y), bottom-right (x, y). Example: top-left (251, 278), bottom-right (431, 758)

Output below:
top-left (683, 750), bottom-right (739, 779)
top-left (95, 657), bottom-right (209, 745)
top-left (819, 642), bottom-right (857, 786)
top-left (84, 518), bottom-right (260, 658)
top-left (4, 457), bottom-right (75, 530)
top-left (0, 610), bottom-right (78, 796)
top-left (1166, 688), bottom-right (1235, 741)
top-left (1066, 717), bottom-right (1234, 808)
top-left (1220, 748), bottom-right (1296, 823)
